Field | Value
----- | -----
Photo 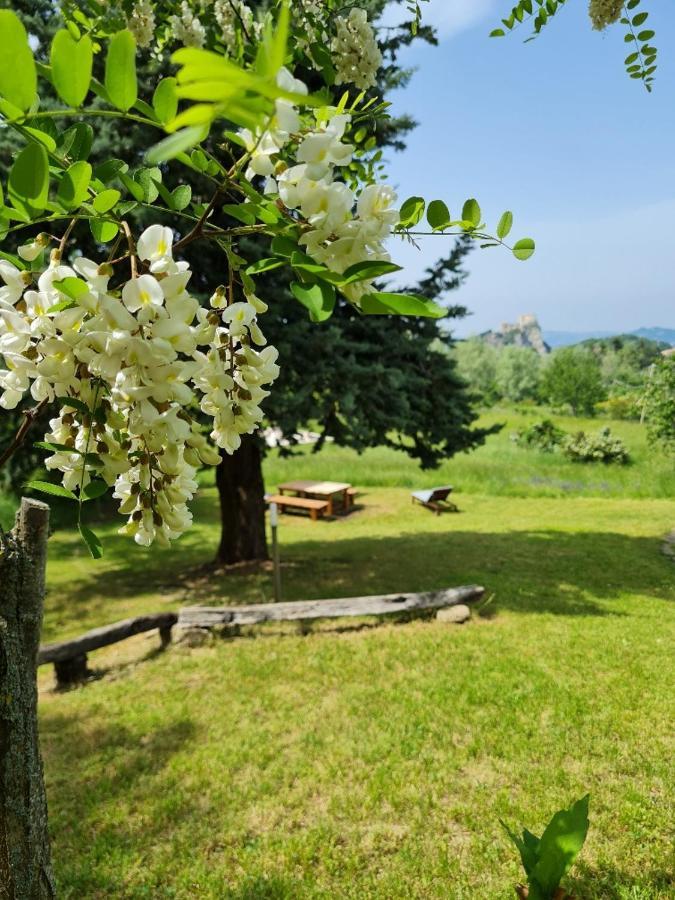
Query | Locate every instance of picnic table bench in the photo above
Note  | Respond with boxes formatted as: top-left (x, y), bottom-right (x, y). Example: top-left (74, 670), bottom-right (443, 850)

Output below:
top-left (411, 485), bottom-right (458, 515)
top-left (266, 493), bottom-right (329, 521)
top-left (277, 480), bottom-right (353, 516)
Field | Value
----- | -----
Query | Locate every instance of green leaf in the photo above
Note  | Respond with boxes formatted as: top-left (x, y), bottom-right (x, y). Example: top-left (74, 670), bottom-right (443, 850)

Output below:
top-left (26, 480), bottom-right (77, 501)
top-left (56, 161), bottom-right (92, 211)
top-left (50, 30), bottom-right (92, 107)
top-left (60, 123), bottom-right (94, 161)
top-left (245, 257), bottom-right (285, 275)
top-left (501, 820), bottom-right (541, 878)
top-left (105, 30), bottom-right (137, 112)
top-left (56, 396), bottom-right (90, 415)
top-left (34, 441), bottom-right (80, 454)
top-left (53, 277), bottom-right (89, 300)
top-left (153, 77), bottom-right (178, 124)
top-left (82, 479), bottom-right (109, 501)
top-left (171, 184), bottom-right (192, 211)
top-left (90, 219), bottom-right (119, 243)
top-left (426, 200), bottom-right (451, 230)
top-left (8, 143), bottom-right (49, 219)
top-left (92, 189), bottom-right (121, 213)
top-left (462, 198), bottom-right (481, 228)
top-left (46, 300), bottom-right (78, 313)
top-left (497, 211), bottom-right (513, 240)
top-left (398, 196), bottom-right (425, 228)
top-left (360, 292), bottom-right (444, 318)
top-left (270, 236), bottom-right (300, 258)
top-left (78, 522), bottom-right (104, 559)
top-left (0, 10), bottom-right (37, 112)
top-left (146, 126), bottom-right (208, 165)
top-left (341, 260), bottom-right (403, 284)
top-left (530, 795), bottom-right (590, 895)
top-left (290, 281), bottom-right (336, 322)
top-left (513, 238), bottom-right (536, 261)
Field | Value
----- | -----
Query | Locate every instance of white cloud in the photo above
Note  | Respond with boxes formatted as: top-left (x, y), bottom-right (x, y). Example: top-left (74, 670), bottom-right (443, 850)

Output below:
top-left (378, 0), bottom-right (499, 41)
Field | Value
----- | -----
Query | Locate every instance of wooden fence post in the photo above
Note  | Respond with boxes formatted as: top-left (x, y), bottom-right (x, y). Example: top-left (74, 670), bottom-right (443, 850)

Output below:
top-left (0, 498), bottom-right (56, 898)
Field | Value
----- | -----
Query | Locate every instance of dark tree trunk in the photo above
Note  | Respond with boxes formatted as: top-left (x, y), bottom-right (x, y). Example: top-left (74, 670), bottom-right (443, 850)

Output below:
top-left (215, 435), bottom-right (268, 565)
top-left (0, 498), bottom-right (56, 899)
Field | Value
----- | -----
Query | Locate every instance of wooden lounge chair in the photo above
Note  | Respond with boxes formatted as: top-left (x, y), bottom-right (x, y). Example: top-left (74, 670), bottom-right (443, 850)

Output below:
top-left (411, 486), bottom-right (458, 515)
top-left (266, 494), bottom-right (329, 521)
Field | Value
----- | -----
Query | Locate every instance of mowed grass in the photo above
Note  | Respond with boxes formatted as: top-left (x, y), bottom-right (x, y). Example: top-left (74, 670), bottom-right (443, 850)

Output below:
top-left (28, 409), bottom-right (674, 898)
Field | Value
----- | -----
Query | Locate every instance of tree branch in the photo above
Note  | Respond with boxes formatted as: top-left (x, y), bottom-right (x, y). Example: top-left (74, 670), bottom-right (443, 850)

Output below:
top-left (0, 400), bottom-right (48, 471)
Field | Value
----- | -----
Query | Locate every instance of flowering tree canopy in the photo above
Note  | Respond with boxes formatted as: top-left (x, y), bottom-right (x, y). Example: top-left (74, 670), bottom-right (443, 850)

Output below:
top-left (0, 0), bottom-right (535, 556)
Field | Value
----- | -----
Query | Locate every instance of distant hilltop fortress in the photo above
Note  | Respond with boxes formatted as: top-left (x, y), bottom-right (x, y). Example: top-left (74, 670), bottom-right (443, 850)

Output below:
top-left (479, 314), bottom-right (550, 357)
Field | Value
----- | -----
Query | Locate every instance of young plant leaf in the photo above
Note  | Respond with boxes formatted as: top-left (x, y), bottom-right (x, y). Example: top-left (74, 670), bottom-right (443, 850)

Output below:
top-left (290, 281), bottom-right (336, 322)
top-left (26, 480), bottom-right (78, 501)
top-left (81, 479), bottom-right (109, 501)
top-left (8, 143), bottom-right (49, 219)
top-left (153, 77), bottom-right (178, 124)
top-left (497, 211), bottom-right (514, 239)
top-left (92, 189), bottom-right (121, 213)
top-left (427, 199), bottom-right (451, 230)
top-left (105, 30), bottom-right (137, 112)
top-left (56, 161), bottom-right (92, 211)
top-left (513, 238), bottom-right (536, 261)
top-left (78, 522), bottom-right (104, 559)
top-left (398, 196), bottom-right (425, 229)
top-left (51, 30), bottom-right (93, 107)
top-left (462, 198), bottom-right (481, 228)
top-left (360, 292), bottom-right (444, 318)
top-left (0, 10), bottom-right (37, 112)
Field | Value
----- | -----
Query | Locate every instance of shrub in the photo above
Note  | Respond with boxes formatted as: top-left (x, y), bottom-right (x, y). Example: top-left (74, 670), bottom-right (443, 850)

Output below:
top-left (595, 394), bottom-right (640, 420)
top-left (513, 419), bottom-right (566, 452)
top-left (562, 428), bottom-right (629, 464)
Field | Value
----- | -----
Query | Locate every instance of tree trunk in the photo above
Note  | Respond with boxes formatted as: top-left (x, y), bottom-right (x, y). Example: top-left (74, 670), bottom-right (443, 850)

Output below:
top-left (215, 435), bottom-right (268, 565)
top-left (0, 498), bottom-right (56, 899)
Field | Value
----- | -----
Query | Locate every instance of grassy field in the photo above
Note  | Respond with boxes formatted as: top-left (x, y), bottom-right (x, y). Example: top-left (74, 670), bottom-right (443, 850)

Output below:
top-left (11, 408), bottom-right (675, 897)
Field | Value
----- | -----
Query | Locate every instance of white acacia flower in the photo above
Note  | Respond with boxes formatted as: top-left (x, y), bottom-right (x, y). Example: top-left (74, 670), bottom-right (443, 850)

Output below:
top-left (18, 234), bottom-right (49, 262)
top-left (137, 224), bottom-right (174, 271)
top-left (122, 274), bottom-right (164, 313)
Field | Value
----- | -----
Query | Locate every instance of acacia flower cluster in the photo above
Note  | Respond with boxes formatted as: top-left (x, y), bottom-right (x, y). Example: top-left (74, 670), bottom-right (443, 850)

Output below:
top-left (127, 0), bottom-right (156, 48)
top-left (588, 0), bottom-right (623, 30)
top-left (214, 0), bottom-right (260, 53)
top-left (241, 70), bottom-right (399, 303)
top-left (169, 1), bottom-right (207, 47)
top-left (0, 225), bottom-right (279, 547)
top-left (331, 8), bottom-right (382, 90)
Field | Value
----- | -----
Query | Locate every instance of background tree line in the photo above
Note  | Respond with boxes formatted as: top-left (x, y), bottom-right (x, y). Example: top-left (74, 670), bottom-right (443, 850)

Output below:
top-left (452, 333), bottom-right (671, 418)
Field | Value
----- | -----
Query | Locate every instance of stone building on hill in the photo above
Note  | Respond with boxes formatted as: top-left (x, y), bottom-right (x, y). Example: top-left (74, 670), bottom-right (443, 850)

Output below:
top-left (479, 314), bottom-right (550, 356)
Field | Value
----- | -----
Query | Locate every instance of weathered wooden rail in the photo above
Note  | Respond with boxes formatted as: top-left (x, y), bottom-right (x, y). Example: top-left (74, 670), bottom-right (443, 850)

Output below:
top-left (178, 585), bottom-right (484, 633)
top-left (38, 586), bottom-right (484, 687)
top-left (38, 612), bottom-right (177, 687)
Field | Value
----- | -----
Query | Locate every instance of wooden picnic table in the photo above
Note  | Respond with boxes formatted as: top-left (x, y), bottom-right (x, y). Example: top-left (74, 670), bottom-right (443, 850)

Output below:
top-left (278, 480), bottom-right (352, 516)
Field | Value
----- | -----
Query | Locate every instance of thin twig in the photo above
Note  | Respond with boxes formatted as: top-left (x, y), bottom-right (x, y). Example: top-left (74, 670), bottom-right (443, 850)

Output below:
top-left (174, 186), bottom-right (226, 252)
top-left (0, 400), bottom-right (48, 471)
top-left (57, 218), bottom-right (78, 259)
top-left (121, 221), bottom-right (138, 279)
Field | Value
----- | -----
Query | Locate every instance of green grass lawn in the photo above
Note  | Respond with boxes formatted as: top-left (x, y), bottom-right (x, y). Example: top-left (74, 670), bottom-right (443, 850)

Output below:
top-left (25, 408), bottom-right (674, 898)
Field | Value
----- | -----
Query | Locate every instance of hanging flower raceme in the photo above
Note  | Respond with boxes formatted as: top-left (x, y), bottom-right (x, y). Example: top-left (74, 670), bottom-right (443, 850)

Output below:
top-left (242, 71), bottom-right (399, 304)
top-left (0, 225), bottom-right (279, 547)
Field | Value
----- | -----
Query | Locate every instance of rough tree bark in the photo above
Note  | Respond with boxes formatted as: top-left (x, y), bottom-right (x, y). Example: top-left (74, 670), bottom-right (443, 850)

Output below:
top-left (215, 435), bottom-right (268, 565)
top-left (0, 498), bottom-right (56, 899)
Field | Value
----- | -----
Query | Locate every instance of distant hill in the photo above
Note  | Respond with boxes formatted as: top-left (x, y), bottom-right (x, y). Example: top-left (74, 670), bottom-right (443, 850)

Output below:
top-left (544, 327), bottom-right (675, 348)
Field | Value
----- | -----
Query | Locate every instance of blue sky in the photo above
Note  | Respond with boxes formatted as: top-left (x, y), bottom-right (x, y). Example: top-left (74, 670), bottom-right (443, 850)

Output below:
top-left (379, 0), bottom-right (675, 336)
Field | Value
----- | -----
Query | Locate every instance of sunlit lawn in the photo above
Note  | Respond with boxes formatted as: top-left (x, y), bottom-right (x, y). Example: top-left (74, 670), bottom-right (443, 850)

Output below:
top-left (24, 409), bottom-right (674, 898)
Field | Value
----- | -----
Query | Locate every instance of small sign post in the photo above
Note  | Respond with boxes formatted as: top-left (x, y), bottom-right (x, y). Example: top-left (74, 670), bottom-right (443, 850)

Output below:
top-left (270, 501), bottom-right (282, 603)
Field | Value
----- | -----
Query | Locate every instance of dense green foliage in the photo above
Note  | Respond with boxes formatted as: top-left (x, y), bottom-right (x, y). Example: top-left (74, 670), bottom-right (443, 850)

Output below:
top-left (539, 347), bottom-right (606, 415)
top-left (642, 357), bottom-right (675, 453)
top-left (514, 419), bottom-right (629, 465)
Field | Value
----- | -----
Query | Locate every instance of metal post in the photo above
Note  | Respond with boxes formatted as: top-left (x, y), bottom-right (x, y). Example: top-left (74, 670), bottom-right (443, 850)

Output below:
top-left (270, 502), bottom-right (282, 603)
